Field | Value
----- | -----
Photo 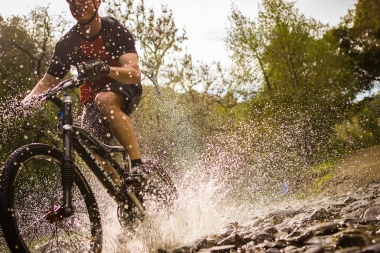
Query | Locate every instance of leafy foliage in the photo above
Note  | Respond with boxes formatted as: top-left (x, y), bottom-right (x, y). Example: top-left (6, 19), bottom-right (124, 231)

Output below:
top-left (331, 0), bottom-right (380, 93)
top-left (104, 0), bottom-right (187, 93)
top-left (226, 0), bottom-right (360, 164)
top-left (0, 7), bottom-right (69, 100)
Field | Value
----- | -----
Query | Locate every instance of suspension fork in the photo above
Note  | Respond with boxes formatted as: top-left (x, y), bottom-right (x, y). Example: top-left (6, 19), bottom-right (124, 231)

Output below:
top-left (60, 95), bottom-right (74, 217)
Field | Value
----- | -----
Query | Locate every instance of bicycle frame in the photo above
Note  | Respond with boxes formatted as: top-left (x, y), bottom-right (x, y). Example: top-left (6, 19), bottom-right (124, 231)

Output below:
top-left (39, 77), bottom-right (145, 217)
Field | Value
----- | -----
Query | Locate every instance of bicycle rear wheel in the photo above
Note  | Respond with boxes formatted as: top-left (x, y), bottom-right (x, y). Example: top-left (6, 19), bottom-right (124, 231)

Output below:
top-left (142, 161), bottom-right (178, 212)
top-left (117, 161), bottom-right (177, 229)
top-left (0, 144), bottom-right (102, 253)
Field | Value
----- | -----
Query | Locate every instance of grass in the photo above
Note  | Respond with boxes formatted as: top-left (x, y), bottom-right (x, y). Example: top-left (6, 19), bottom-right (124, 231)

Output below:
top-left (295, 158), bottom-right (340, 199)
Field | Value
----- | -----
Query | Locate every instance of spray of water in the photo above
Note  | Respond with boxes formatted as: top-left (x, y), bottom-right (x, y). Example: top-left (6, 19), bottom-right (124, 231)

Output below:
top-left (77, 89), bottom-right (308, 252)
top-left (0, 89), bottom-right (313, 252)
top-left (84, 123), bottom-right (302, 252)
top-left (84, 159), bottom-right (245, 253)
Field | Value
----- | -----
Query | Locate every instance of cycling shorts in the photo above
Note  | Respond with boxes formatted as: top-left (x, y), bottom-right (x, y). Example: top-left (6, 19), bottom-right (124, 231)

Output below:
top-left (81, 82), bottom-right (142, 145)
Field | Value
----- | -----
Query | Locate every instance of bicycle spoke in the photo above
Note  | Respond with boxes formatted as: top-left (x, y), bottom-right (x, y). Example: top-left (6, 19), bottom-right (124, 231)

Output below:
top-left (19, 208), bottom-right (57, 235)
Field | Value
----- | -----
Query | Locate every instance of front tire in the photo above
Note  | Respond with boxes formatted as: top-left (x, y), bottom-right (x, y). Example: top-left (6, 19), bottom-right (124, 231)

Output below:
top-left (0, 144), bottom-right (102, 252)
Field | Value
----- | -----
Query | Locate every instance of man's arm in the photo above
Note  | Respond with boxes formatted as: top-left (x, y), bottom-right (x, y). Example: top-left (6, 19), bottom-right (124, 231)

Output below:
top-left (23, 73), bottom-right (61, 102)
top-left (108, 53), bottom-right (141, 85)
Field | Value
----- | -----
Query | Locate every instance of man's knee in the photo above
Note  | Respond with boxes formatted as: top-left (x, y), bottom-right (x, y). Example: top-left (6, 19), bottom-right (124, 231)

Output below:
top-left (95, 92), bottom-right (117, 113)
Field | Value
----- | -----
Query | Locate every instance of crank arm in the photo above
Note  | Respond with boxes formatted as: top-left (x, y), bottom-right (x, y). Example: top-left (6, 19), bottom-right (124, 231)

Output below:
top-left (127, 188), bottom-right (145, 215)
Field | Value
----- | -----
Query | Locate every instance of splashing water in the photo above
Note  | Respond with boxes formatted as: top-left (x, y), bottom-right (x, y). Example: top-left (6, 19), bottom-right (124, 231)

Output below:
top-left (0, 89), bottom-right (315, 252)
top-left (95, 92), bottom-right (310, 252)
top-left (84, 158), bottom-right (248, 253)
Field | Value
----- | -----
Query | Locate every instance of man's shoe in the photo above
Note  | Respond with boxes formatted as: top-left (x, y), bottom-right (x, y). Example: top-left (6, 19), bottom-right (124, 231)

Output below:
top-left (131, 163), bottom-right (148, 175)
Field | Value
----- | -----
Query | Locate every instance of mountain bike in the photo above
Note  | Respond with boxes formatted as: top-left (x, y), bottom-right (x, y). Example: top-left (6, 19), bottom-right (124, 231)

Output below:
top-left (0, 76), bottom-right (177, 253)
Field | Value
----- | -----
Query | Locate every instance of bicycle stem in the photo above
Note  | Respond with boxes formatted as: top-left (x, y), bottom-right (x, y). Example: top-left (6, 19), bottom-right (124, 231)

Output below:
top-left (61, 95), bottom-right (74, 217)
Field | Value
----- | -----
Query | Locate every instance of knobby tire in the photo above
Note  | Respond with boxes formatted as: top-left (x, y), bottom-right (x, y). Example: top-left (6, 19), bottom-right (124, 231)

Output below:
top-left (0, 144), bottom-right (102, 253)
top-left (117, 161), bottom-right (177, 230)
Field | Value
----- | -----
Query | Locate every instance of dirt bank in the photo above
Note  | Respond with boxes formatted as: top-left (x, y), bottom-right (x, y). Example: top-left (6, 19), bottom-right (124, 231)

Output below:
top-left (319, 144), bottom-right (380, 196)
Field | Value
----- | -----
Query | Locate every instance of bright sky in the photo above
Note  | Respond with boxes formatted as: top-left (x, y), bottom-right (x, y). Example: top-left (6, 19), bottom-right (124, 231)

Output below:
top-left (1, 0), bottom-right (357, 65)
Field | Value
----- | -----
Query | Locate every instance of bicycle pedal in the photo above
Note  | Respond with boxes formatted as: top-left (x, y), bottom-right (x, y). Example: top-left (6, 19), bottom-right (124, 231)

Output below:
top-left (130, 172), bottom-right (146, 178)
top-left (123, 176), bottom-right (145, 188)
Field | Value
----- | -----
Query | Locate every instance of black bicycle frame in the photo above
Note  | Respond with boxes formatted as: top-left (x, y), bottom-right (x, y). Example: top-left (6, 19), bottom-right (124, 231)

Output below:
top-left (50, 91), bottom-right (143, 217)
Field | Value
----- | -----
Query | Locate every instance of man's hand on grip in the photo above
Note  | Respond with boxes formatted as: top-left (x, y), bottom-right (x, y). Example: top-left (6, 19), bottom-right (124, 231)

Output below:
top-left (77, 60), bottom-right (110, 81)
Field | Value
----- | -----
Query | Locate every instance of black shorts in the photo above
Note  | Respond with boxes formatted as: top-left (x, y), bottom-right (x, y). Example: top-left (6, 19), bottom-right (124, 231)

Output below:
top-left (102, 82), bottom-right (142, 115)
top-left (81, 82), bottom-right (142, 144)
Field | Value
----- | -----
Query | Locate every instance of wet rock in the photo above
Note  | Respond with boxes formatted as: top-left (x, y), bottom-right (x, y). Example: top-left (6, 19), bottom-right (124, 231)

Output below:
top-left (309, 208), bottom-right (331, 221)
top-left (197, 245), bottom-right (237, 253)
top-left (264, 226), bottom-right (278, 235)
top-left (305, 234), bottom-right (333, 245)
top-left (217, 232), bottom-right (244, 246)
top-left (172, 237), bottom-right (208, 253)
top-left (363, 206), bottom-right (380, 220)
top-left (361, 242), bottom-right (380, 253)
top-left (335, 247), bottom-right (362, 253)
top-left (164, 182), bottom-right (380, 253)
top-left (332, 229), bottom-right (370, 248)
top-left (342, 199), bottom-right (370, 214)
top-left (265, 248), bottom-right (281, 253)
top-left (303, 245), bottom-right (324, 253)
top-left (252, 232), bottom-right (276, 244)
top-left (286, 230), bottom-right (314, 246)
top-left (308, 222), bottom-right (341, 236)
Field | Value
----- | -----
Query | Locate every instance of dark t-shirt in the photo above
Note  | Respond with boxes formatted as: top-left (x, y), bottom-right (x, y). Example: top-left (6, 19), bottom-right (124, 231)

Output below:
top-left (47, 17), bottom-right (137, 103)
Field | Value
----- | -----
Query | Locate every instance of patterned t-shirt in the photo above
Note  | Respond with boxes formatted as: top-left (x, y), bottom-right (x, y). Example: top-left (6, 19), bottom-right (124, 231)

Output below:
top-left (47, 17), bottom-right (137, 103)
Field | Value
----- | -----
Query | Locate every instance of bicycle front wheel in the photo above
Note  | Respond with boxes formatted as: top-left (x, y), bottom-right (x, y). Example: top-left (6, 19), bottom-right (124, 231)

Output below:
top-left (0, 144), bottom-right (102, 253)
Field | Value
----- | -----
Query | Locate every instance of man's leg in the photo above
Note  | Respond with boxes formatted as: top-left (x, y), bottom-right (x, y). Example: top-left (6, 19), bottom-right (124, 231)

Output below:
top-left (94, 91), bottom-right (141, 161)
top-left (81, 103), bottom-right (122, 185)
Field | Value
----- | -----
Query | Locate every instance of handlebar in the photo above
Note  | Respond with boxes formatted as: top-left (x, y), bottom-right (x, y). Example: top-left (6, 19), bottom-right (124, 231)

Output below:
top-left (25, 75), bottom-right (87, 107)
top-left (1, 75), bottom-right (87, 120)
top-left (42, 75), bottom-right (86, 101)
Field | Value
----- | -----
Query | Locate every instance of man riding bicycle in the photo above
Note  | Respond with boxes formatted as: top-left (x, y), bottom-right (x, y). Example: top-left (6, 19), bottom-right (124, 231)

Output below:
top-left (24, 0), bottom-right (145, 185)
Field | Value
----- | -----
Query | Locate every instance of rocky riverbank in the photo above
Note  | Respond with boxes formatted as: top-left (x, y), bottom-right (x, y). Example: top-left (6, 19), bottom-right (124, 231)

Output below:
top-left (162, 181), bottom-right (380, 253)
top-left (3, 145), bottom-right (380, 253)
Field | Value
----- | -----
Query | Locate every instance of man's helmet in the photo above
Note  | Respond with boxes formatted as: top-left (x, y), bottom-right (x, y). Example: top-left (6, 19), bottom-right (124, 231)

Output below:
top-left (66, 0), bottom-right (99, 25)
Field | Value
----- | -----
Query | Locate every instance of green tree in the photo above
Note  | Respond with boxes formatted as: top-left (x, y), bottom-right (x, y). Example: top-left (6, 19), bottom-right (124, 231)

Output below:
top-left (332, 0), bottom-right (380, 93)
top-left (0, 15), bottom-right (37, 99)
top-left (104, 0), bottom-right (187, 95)
top-left (0, 6), bottom-right (70, 100)
top-left (226, 0), bottom-right (356, 164)
top-left (0, 6), bottom-right (71, 163)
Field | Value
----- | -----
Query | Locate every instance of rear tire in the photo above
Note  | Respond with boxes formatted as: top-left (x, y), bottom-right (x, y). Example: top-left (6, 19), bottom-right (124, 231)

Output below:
top-left (142, 161), bottom-right (177, 212)
top-left (0, 144), bottom-right (102, 252)
top-left (117, 160), bottom-right (177, 229)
